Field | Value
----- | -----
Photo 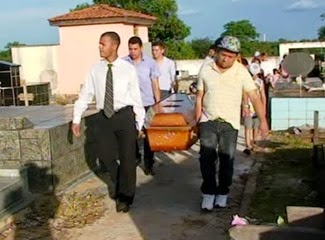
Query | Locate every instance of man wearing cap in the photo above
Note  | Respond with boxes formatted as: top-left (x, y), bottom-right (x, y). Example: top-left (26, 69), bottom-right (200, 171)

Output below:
top-left (195, 35), bottom-right (269, 211)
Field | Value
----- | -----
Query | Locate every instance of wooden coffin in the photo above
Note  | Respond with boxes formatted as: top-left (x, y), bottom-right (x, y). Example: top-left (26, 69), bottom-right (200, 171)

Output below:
top-left (144, 93), bottom-right (198, 151)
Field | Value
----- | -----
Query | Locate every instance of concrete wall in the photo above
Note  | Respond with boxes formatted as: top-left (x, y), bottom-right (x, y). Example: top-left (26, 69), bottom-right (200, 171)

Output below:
top-left (136, 25), bottom-right (149, 43)
top-left (57, 23), bottom-right (148, 94)
top-left (11, 45), bottom-right (59, 93)
top-left (12, 23), bottom-right (150, 95)
top-left (279, 41), bottom-right (325, 58)
top-left (175, 59), bottom-right (204, 76)
top-left (12, 42), bottom-right (282, 95)
top-left (175, 56), bottom-right (281, 77)
top-left (270, 97), bottom-right (325, 130)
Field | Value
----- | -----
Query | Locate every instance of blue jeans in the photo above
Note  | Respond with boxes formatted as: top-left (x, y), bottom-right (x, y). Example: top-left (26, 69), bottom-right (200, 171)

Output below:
top-left (199, 120), bottom-right (238, 195)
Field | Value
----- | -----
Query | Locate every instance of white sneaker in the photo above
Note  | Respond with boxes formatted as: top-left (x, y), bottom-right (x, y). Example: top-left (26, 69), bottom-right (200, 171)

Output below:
top-left (215, 194), bottom-right (228, 208)
top-left (201, 194), bottom-right (215, 211)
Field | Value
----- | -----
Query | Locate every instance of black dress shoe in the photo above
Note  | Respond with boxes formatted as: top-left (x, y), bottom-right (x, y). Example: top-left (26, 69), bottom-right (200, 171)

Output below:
top-left (144, 166), bottom-right (155, 176)
top-left (116, 200), bottom-right (130, 213)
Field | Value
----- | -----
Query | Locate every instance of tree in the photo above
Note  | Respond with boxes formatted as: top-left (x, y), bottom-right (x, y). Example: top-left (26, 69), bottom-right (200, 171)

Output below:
top-left (190, 38), bottom-right (214, 59)
top-left (0, 41), bottom-right (26, 62)
top-left (4, 41), bottom-right (26, 49)
top-left (318, 26), bottom-right (325, 40)
top-left (318, 13), bottom-right (325, 40)
top-left (165, 41), bottom-right (196, 60)
top-left (71, 1), bottom-right (192, 59)
top-left (220, 20), bottom-right (261, 57)
top-left (73, 0), bottom-right (190, 42)
top-left (70, 3), bottom-right (91, 11)
top-left (221, 20), bottom-right (259, 42)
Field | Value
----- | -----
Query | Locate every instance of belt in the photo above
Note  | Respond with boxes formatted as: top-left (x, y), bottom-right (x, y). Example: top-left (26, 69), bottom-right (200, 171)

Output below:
top-left (101, 106), bottom-right (132, 116)
top-left (115, 105), bottom-right (132, 113)
top-left (213, 117), bottom-right (227, 123)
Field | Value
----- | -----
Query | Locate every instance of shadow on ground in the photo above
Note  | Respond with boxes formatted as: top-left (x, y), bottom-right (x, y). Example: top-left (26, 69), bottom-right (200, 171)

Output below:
top-left (1, 163), bottom-right (60, 240)
top-left (66, 120), bottom-right (257, 240)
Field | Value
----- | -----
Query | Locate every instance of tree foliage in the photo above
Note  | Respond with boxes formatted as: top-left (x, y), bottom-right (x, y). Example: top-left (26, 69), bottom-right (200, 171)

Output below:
top-left (70, 3), bottom-right (91, 11)
top-left (0, 41), bottom-right (26, 62)
top-left (318, 13), bottom-right (325, 40)
top-left (318, 26), bottom-right (325, 40)
top-left (71, 0), bottom-right (191, 59)
top-left (190, 38), bottom-right (214, 59)
top-left (73, 0), bottom-right (190, 42)
top-left (165, 40), bottom-right (196, 60)
top-left (221, 20), bottom-right (259, 42)
top-left (218, 20), bottom-right (280, 57)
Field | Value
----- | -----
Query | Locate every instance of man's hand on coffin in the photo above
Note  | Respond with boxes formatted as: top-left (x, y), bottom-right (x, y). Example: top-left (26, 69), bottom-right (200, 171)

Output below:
top-left (138, 130), bottom-right (145, 139)
top-left (71, 123), bottom-right (81, 137)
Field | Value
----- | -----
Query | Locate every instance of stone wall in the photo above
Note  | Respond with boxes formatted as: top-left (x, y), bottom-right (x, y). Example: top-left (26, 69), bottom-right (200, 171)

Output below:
top-left (0, 106), bottom-right (98, 193)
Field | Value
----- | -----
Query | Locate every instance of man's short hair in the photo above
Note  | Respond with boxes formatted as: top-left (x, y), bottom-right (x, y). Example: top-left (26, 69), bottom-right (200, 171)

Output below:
top-left (209, 44), bottom-right (217, 51)
top-left (241, 57), bottom-right (249, 66)
top-left (101, 31), bottom-right (120, 47)
top-left (152, 41), bottom-right (166, 49)
top-left (128, 36), bottom-right (143, 47)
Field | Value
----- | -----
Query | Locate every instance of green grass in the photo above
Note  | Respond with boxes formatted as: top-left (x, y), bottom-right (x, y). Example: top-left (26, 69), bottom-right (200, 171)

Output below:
top-left (248, 132), bottom-right (320, 224)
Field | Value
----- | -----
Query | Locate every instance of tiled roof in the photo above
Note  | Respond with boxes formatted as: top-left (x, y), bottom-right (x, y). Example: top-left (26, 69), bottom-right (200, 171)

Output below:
top-left (49, 4), bottom-right (156, 27)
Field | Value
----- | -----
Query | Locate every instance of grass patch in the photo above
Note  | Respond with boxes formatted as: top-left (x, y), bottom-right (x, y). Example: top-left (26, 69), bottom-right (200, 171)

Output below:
top-left (248, 131), bottom-right (321, 224)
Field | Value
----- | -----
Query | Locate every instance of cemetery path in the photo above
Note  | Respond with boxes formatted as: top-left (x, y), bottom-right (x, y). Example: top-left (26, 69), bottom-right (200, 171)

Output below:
top-left (0, 128), bottom-right (258, 240)
top-left (61, 128), bottom-right (256, 240)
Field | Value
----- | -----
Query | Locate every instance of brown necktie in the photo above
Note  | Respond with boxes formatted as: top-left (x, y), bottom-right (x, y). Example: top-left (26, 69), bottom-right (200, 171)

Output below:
top-left (103, 63), bottom-right (114, 118)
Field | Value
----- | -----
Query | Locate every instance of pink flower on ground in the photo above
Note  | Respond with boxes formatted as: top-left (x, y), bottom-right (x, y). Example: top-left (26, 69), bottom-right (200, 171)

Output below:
top-left (231, 215), bottom-right (248, 226)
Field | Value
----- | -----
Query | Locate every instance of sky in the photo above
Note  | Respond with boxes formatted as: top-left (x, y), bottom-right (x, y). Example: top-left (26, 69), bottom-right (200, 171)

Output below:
top-left (0, 0), bottom-right (324, 50)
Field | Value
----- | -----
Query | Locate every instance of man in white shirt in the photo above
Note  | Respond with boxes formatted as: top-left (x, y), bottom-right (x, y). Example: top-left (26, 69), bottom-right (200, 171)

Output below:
top-left (151, 41), bottom-right (176, 98)
top-left (71, 31), bottom-right (145, 213)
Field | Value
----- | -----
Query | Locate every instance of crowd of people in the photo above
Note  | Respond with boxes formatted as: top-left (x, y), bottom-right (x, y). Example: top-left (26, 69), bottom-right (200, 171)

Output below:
top-left (238, 51), bottom-right (290, 155)
top-left (71, 31), bottom-right (270, 213)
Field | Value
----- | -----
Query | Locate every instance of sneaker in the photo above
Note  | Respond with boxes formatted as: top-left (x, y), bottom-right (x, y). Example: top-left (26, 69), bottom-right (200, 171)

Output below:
top-left (215, 194), bottom-right (228, 208)
top-left (201, 194), bottom-right (215, 211)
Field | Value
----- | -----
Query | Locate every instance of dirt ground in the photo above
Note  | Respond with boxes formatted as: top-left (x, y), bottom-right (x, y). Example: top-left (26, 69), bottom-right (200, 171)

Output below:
top-left (1, 129), bottom-right (257, 240)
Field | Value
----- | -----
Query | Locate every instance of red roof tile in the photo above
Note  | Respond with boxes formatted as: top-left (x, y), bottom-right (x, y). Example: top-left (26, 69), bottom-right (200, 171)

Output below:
top-left (49, 4), bottom-right (156, 27)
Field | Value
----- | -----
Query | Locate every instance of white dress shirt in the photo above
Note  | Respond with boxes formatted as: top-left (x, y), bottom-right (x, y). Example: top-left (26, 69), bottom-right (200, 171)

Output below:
top-left (158, 56), bottom-right (176, 91)
top-left (73, 57), bottom-right (145, 130)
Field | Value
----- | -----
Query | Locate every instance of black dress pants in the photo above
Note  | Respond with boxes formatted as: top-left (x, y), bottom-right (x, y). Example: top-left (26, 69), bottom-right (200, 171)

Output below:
top-left (136, 106), bottom-right (154, 168)
top-left (96, 107), bottom-right (137, 203)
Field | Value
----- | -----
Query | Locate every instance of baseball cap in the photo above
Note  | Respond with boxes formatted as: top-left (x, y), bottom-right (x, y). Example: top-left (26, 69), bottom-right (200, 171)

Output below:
top-left (215, 36), bottom-right (240, 53)
top-left (249, 63), bottom-right (261, 75)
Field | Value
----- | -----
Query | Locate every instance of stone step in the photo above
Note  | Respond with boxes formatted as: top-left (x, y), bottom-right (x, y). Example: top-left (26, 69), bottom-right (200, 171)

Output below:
top-left (229, 225), bottom-right (325, 240)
